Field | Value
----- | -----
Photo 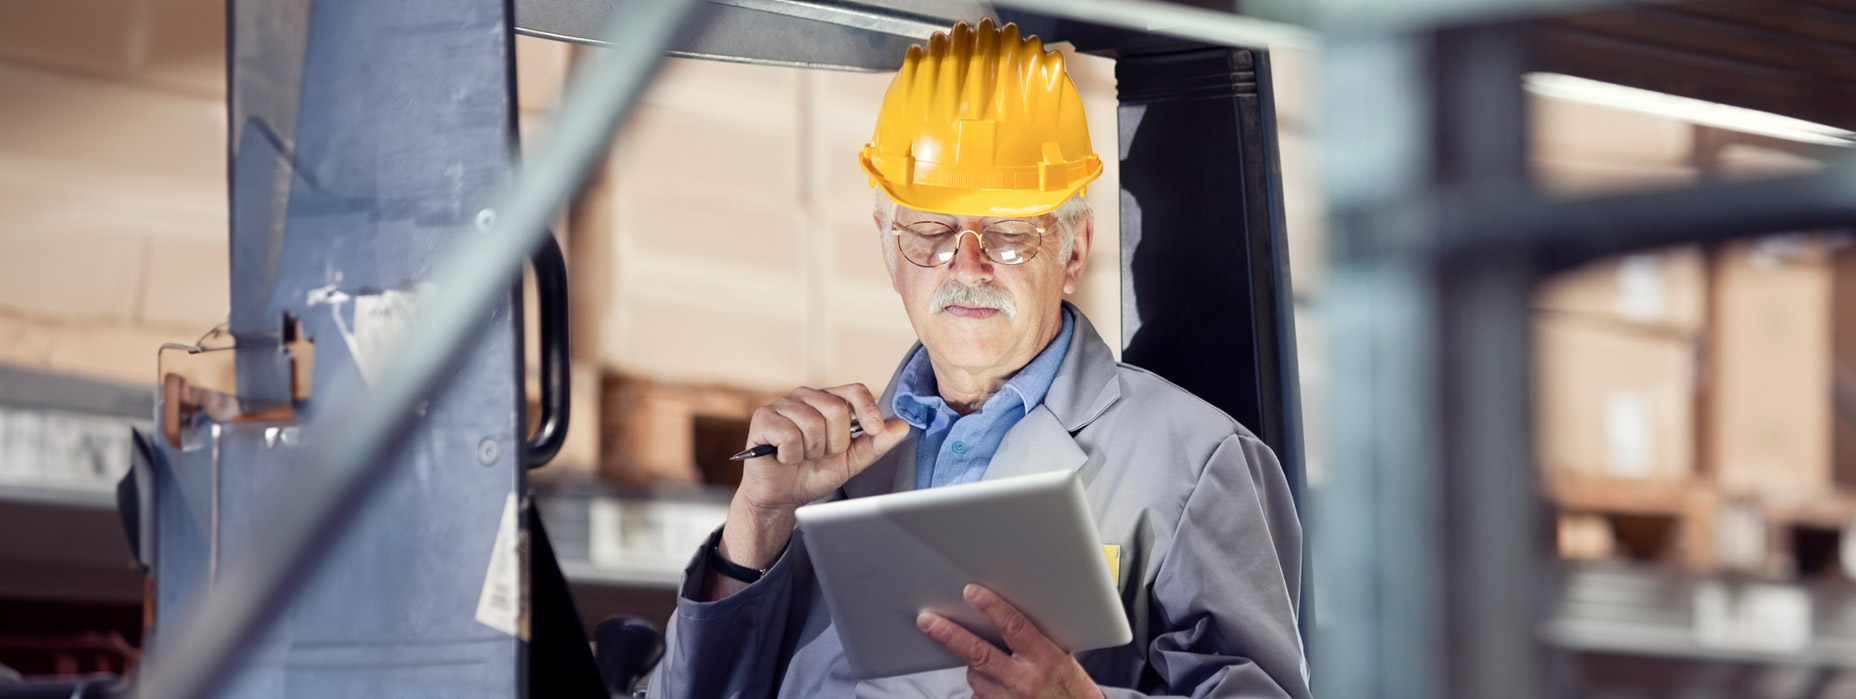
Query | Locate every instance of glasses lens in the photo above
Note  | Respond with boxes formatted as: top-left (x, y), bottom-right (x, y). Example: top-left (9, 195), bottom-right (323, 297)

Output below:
top-left (982, 221), bottom-right (1041, 265)
top-left (898, 221), bottom-right (956, 267)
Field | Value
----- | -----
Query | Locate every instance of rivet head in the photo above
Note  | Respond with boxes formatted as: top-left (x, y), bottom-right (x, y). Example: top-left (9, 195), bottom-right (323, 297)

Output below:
top-left (477, 437), bottom-right (500, 465)
top-left (476, 208), bottom-right (496, 232)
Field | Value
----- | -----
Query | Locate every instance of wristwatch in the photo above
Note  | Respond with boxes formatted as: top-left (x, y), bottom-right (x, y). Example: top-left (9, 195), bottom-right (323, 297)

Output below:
top-left (708, 543), bottom-right (769, 583)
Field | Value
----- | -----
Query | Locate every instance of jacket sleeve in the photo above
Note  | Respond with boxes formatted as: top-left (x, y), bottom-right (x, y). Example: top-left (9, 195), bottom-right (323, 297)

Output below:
top-left (1101, 433), bottom-right (1311, 699)
top-left (645, 526), bottom-right (808, 699)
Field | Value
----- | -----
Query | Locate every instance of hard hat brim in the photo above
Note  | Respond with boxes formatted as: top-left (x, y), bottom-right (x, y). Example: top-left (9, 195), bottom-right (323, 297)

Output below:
top-left (865, 160), bottom-right (1103, 218)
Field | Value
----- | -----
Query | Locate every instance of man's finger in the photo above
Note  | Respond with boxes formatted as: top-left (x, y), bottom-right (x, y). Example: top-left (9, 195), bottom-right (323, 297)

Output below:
top-left (917, 612), bottom-right (1013, 677)
top-left (964, 584), bottom-right (1057, 659)
top-left (967, 667), bottom-right (1013, 699)
top-left (750, 412), bottom-right (803, 465)
top-left (793, 387), bottom-right (852, 457)
top-left (822, 383), bottom-right (885, 431)
top-left (770, 398), bottom-right (827, 461)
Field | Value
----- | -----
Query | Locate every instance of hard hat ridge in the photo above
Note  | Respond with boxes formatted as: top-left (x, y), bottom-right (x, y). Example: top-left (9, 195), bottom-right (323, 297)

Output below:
top-left (860, 18), bottom-right (1102, 218)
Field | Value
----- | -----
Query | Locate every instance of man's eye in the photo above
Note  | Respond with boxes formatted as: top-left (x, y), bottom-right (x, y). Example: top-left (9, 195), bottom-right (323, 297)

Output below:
top-left (908, 225), bottom-right (953, 238)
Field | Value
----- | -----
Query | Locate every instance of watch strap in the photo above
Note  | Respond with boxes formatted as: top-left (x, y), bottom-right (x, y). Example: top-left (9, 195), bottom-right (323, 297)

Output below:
top-left (708, 543), bottom-right (768, 583)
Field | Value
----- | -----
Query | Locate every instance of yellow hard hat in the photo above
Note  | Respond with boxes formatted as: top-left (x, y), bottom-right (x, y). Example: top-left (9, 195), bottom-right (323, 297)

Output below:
top-left (859, 19), bottom-right (1102, 218)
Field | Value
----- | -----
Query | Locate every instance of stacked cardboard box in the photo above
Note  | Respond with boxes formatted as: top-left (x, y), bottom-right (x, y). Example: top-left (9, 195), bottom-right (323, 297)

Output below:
top-left (1535, 246), bottom-right (1707, 484)
top-left (1536, 234), bottom-right (1855, 573)
top-left (1705, 236), bottom-right (1833, 499)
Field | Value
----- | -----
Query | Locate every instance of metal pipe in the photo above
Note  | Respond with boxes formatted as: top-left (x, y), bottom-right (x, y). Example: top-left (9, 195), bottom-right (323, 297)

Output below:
top-left (990, 0), bottom-right (1322, 51)
top-left (131, 0), bottom-right (706, 695)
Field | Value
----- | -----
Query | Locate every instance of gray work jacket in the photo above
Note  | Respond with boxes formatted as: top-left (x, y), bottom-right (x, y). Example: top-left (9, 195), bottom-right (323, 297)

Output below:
top-left (647, 308), bottom-right (1311, 698)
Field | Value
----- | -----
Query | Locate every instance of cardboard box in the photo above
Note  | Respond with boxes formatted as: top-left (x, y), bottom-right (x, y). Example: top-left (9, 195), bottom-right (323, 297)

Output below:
top-left (1535, 316), bottom-right (1698, 482)
top-left (1830, 240), bottom-right (1856, 490)
top-left (1535, 245), bottom-right (1708, 335)
top-left (1707, 236), bottom-right (1832, 497)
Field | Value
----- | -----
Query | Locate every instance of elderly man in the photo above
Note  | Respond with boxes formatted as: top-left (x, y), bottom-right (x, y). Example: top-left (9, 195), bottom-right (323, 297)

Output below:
top-left (647, 19), bottom-right (1308, 699)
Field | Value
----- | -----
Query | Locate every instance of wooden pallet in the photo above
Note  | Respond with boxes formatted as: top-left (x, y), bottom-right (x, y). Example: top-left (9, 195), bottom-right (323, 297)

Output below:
top-left (1544, 472), bottom-right (1856, 579)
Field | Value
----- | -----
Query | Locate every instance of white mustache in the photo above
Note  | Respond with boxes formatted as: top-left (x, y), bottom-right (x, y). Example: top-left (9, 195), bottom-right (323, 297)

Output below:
top-left (930, 280), bottom-right (1017, 318)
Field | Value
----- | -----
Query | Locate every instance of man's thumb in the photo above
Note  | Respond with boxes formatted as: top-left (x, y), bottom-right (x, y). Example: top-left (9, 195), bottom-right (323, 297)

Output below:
top-left (872, 417), bottom-right (911, 451)
top-left (848, 417), bottom-right (912, 470)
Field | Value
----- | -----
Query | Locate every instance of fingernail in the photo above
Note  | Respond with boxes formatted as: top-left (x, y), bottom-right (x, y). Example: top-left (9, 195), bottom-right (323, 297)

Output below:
top-left (964, 584), bottom-right (982, 602)
top-left (916, 612), bottom-right (937, 632)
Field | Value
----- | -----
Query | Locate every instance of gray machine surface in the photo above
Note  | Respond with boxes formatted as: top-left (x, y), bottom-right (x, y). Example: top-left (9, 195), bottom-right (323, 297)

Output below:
top-left (796, 471), bottom-right (1131, 679)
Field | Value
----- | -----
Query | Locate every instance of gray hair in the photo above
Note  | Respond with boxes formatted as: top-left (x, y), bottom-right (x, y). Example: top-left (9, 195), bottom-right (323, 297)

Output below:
top-left (875, 190), bottom-right (1091, 266)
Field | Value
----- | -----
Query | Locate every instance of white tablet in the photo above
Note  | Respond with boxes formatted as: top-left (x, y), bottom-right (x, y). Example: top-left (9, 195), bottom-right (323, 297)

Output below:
top-left (794, 470), bottom-right (1132, 679)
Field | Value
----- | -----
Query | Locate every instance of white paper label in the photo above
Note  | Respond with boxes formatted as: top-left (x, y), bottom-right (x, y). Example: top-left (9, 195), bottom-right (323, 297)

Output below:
top-left (351, 288), bottom-right (427, 387)
top-left (588, 497), bottom-right (729, 576)
top-left (1714, 502), bottom-right (1768, 572)
top-left (1603, 391), bottom-right (1654, 478)
top-left (1842, 518), bottom-right (1856, 581)
top-left (0, 407), bottom-right (141, 492)
top-left (306, 284), bottom-right (430, 388)
top-left (1614, 254), bottom-right (1667, 324)
top-left (475, 491), bottom-right (528, 639)
top-left (1694, 581), bottom-right (1810, 653)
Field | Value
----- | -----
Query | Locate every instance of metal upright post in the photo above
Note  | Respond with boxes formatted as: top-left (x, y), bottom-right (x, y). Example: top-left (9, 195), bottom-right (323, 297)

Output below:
top-left (1315, 30), bottom-right (1443, 699)
top-left (1316, 25), bottom-right (1545, 699)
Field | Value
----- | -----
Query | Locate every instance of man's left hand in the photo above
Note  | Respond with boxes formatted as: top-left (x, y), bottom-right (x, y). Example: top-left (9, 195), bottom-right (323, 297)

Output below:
top-left (917, 584), bottom-right (1105, 699)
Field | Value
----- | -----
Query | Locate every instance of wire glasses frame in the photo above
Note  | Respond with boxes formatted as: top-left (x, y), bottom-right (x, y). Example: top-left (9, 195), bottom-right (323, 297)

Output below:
top-left (889, 219), bottom-right (1050, 267)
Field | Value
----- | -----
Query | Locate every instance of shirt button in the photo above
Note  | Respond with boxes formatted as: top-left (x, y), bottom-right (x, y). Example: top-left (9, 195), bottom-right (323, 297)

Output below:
top-left (950, 441), bottom-right (967, 454)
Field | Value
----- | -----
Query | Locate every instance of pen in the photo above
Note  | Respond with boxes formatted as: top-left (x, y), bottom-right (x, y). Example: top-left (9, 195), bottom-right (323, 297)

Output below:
top-left (729, 420), bottom-right (865, 461)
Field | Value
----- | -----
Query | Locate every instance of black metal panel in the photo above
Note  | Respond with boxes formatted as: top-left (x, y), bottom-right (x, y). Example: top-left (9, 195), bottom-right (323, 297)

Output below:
top-left (527, 503), bottom-right (609, 698)
top-left (1116, 48), bottom-right (1305, 501)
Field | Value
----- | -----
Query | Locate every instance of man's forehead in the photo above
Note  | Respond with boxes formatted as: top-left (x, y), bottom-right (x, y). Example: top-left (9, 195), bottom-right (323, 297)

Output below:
top-left (893, 204), bottom-right (1056, 225)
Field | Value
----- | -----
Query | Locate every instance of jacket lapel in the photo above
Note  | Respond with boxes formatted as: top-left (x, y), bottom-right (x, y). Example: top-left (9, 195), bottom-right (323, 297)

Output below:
top-left (981, 406), bottom-right (1087, 481)
top-left (1040, 303), bottom-right (1122, 434)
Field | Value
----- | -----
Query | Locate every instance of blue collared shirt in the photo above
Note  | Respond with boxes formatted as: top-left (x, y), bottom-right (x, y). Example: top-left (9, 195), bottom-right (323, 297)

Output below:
top-left (891, 309), bottom-right (1074, 490)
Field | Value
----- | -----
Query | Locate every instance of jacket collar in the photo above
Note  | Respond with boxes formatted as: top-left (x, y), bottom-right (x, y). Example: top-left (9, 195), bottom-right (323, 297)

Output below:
top-left (847, 302), bottom-right (1120, 498)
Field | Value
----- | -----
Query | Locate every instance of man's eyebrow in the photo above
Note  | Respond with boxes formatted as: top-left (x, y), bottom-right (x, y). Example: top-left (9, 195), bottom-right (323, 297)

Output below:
top-left (898, 211), bottom-right (958, 224)
top-left (979, 215), bottom-right (1055, 226)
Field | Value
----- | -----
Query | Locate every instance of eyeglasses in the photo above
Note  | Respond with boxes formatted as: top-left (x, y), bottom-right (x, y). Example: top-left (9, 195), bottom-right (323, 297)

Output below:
top-left (890, 219), bottom-right (1049, 267)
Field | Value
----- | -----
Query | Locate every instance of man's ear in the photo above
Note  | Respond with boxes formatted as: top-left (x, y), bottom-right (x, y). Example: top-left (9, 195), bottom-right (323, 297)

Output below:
top-left (1061, 211), bottom-right (1094, 295)
top-left (877, 210), bottom-right (903, 293)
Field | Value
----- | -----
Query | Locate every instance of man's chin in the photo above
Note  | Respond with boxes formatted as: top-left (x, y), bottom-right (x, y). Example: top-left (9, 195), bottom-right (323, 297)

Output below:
top-left (920, 322), bottom-right (1015, 364)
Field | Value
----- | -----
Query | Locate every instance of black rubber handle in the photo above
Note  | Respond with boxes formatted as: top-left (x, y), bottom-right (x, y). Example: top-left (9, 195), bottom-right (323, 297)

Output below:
top-left (525, 234), bottom-right (570, 469)
top-left (595, 616), bottom-right (665, 696)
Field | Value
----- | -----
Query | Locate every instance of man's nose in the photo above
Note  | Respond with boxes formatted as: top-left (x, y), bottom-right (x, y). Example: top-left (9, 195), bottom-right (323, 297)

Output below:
top-left (948, 231), bottom-right (993, 283)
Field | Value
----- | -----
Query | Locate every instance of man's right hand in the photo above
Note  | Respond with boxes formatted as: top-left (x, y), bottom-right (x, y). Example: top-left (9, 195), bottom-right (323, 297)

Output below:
top-left (713, 384), bottom-right (910, 583)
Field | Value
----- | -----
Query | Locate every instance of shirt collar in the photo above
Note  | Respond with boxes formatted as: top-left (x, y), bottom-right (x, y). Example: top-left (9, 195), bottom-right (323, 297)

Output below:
top-left (890, 308), bottom-right (1075, 428)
